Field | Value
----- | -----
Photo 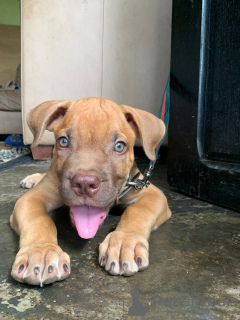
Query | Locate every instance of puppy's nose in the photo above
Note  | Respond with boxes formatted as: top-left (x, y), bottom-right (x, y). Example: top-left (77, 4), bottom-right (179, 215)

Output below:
top-left (71, 172), bottom-right (100, 197)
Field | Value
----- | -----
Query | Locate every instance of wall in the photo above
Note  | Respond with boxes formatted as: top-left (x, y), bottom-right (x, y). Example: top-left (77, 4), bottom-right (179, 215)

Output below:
top-left (0, 0), bottom-right (20, 26)
top-left (21, 0), bottom-right (172, 145)
top-left (102, 0), bottom-right (171, 113)
top-left (0, 0), bottom-right (20, 86)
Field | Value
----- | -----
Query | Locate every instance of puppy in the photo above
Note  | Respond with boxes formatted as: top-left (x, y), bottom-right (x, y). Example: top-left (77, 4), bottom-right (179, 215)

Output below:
top-left (10, 98), bottom-right (171, 286)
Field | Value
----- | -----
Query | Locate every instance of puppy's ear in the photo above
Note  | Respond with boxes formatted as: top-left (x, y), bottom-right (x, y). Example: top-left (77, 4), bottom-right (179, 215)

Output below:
top-left (27, 100), bottom-right (73, 147)
top-left (121, 105), bottom-right (166, 160)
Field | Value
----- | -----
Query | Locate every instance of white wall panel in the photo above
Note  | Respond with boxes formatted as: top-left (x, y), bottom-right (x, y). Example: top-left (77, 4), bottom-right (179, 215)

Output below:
top-left (22, 0), bottom-right (104, 144)
top-left (102, 0), bottom-right (172, 115)
top-left (21, 0), bottom-right (172, 145)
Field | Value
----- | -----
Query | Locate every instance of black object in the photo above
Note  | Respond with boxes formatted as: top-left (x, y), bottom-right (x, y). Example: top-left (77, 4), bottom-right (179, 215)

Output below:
top-left (168, 0), bottom-right (240, 211)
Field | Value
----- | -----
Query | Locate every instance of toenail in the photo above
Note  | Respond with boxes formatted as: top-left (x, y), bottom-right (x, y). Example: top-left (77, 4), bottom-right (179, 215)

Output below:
top-left (123, 262), bottom-right (128, 271)
top-left (110, 262), bottom-right (115, 270)
top-left (63, 263), bottom-right (69, 273)
top-left (18, 264), bottom-right (24, 273)
top-left (100, 256), bottom-right (106, 266)
top-left (48, 265), bottom-right (54, 273)
top-left (31, 183), bottom-right (35, 188)
top-left (137, 257), bottom-right (142, 266)
top-left (34, 266), bottom-right (40, 274)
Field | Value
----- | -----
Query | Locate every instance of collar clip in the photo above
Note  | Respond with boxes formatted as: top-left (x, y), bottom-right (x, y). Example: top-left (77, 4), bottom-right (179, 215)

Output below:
top-left (118, 168), bottom-right (152, 199)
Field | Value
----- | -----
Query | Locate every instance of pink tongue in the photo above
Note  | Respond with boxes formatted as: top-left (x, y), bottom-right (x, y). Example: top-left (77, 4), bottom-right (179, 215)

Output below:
top-left (70, 205), bottom-right (106, 239)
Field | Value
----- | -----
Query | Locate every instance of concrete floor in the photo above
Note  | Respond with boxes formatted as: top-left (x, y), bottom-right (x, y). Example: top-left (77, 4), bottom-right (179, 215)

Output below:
top-left (0, 156), bottom-right (239, 320)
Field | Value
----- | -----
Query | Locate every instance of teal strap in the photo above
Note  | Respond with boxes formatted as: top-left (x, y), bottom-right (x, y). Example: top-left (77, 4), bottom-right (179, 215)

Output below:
top-left (149, 75), bottom-right (170, 170)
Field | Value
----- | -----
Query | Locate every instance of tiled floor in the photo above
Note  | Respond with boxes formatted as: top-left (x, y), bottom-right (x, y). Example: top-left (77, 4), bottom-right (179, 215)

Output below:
top-left (0, 155), bottom-right (239, 319)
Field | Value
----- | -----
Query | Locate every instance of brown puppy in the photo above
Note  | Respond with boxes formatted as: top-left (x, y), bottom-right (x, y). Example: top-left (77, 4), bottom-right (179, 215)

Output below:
top-left (10, 98), bottom-right (171, 286)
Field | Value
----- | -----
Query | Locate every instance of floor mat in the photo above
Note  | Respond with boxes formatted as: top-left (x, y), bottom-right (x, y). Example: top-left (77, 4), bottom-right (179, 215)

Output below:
top-left (0, 147), bottom-right (32, 172)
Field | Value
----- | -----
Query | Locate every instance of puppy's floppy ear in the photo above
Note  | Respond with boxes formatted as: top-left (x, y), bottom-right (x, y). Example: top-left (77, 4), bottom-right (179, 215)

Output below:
top-left (27, 100), bottom-right (73, 147)
top-left (121, 105), bottom-right (166, 160)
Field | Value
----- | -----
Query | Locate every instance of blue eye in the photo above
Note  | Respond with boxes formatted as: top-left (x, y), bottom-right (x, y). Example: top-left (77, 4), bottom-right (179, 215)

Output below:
top-left (58, 137), bottom-right (69, 148)
top-left (114, 142), bottom-right (126, 153)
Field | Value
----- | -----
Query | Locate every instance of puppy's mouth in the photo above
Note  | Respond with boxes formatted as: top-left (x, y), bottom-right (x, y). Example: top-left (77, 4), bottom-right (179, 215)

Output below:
top-left (70, 205), bottom-right (107, 239)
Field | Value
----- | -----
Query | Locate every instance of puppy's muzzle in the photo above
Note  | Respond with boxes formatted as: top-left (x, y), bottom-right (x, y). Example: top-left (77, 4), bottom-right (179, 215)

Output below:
top-left (71, 172), bottom-right (100, 197)
top-left (69, 171), bottom-right (108, 239)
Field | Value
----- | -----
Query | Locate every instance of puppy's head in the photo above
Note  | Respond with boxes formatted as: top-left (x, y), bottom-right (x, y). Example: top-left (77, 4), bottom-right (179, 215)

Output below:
top-left (28, 98), bottom-right (165, 238)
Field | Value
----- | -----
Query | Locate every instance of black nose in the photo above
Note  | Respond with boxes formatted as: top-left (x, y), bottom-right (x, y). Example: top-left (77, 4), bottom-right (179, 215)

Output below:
top-left (71, 172), bottom-right (100, 197)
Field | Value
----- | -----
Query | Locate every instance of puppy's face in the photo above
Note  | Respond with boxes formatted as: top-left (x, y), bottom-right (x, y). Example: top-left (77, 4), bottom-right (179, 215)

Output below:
top-left (53, 98), bottom-right (135, 209)
top-left (27, 98), bottom-right (165, 238)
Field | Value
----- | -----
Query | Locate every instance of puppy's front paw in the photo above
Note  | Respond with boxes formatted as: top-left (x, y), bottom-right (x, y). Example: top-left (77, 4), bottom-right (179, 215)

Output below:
top-left (99, 230), bottom-right (149, 276)
top-left (11, 244), bottom-right (70, 286)
top-left (20, 173), bottom-right (44, 189)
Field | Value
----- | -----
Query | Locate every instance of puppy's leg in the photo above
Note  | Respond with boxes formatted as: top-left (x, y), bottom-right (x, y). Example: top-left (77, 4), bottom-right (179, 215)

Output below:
top-left (20, 173), bottom-right (46, 189)
top-left (10, 175), bottom-right (70, 286)
top-left (99, 175), bottom-right (171, 276)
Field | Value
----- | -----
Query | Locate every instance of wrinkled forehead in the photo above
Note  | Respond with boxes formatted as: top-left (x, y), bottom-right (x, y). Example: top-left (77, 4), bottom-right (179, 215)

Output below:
top-left (58, 99), bottom-right (133, 145)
